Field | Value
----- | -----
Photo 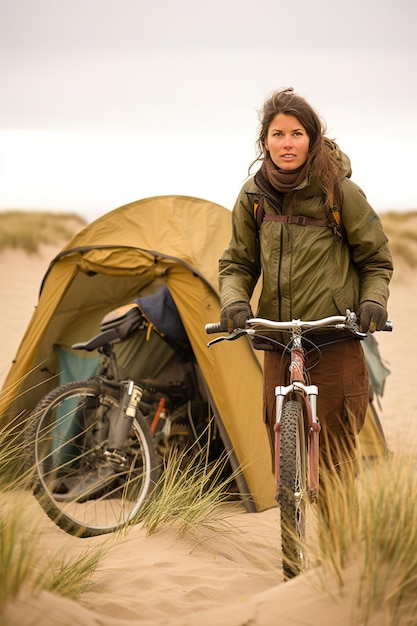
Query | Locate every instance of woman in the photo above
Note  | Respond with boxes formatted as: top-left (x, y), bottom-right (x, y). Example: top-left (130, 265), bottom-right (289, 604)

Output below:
top-left (218, 88), bottom-right (393, 471)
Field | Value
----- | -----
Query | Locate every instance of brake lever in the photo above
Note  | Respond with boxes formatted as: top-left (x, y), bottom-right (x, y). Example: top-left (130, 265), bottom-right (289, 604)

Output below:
top-left (207, 328), bottom-right (249, 347)
top-left (335, 310), bottom-right (367, 338)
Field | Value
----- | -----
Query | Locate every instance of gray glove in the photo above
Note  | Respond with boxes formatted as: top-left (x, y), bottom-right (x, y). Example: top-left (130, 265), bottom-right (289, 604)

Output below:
top-left (356, 300), bottom-right (388, 333)
top-left (220, 301), bottom-right (253, 332)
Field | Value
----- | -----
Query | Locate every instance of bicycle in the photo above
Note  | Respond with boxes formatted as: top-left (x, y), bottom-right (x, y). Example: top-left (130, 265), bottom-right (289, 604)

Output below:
top-left (24, 300), bottom-right (209, 537)
top-left (206, 310), bottom-right (392, 579)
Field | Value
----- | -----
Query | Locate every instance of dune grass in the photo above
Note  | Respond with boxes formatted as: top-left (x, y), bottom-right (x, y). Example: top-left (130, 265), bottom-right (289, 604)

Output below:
top-left (380, 210), bottom-right (417, 269)
top-left (2, 406), bottom-right (417, 625)
top-left (0, 210), bottom-right (86, 254)
top-left (136, 435), bottom-right (240, 537)
top-left (309, 441), bottom-right (417, 626)
top-left (0, 412), bottom-right (35, 492)
top-left (40, 546), bottom-right (105, 600)
top-left (0, 407), bottom-right (105, 609)
top-left (0, 397), bottom-right (240, 610)
top-left (357, 454), bottom-right (417, 624)
top-left (0, 500), bottom-right (105, 605)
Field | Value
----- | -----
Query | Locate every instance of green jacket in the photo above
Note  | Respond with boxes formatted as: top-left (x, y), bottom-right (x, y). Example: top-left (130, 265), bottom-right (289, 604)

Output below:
top-left (219, 165), bottom-right (393, 325)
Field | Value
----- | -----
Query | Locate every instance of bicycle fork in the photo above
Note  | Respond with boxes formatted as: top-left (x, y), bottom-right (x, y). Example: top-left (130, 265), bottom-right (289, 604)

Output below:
top-left (105, 380), bottom-right (143, 467)
top-left (274, 382), bottom-right (320, 500)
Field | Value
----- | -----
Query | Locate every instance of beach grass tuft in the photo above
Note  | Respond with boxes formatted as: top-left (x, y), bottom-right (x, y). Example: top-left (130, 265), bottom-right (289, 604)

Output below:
top-left (136, 433), bottom-right (240, 536)
top-left (0, 494), bottom-right (105, 606)
top-left (0, 406), bottom-right (105, 608)
top-left (0, 413), bottom-right (35, 491)
top-left (311, 439), bottom-right (417, 626)
top-left (0, 210), bottom-right (86, 254)
top-left (356, 453), bottom-right (417, 625)
top-left (41, 547), bottom-right (106, 599)
top-left (380, 210), bottom-right (417, 269)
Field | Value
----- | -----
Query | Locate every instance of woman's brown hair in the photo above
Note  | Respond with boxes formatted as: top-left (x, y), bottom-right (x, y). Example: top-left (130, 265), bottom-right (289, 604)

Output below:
top-left (250, 88), bottom-right (341, 207)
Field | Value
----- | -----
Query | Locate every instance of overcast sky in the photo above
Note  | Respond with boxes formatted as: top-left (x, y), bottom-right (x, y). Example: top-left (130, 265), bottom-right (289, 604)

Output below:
top-left (1, 0), bottom-right (416, 221)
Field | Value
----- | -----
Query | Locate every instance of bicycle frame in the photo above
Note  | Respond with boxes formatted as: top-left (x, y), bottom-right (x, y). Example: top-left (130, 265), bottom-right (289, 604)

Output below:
top-left (244, 312), bottom-right (366, 504)
top-left (82, 342), bottom-right (145, 464)
top-left (206, 310), bottom-right (383, 499)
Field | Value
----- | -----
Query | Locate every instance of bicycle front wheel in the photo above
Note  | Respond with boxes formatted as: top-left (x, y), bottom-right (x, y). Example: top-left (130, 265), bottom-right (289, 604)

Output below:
top-left (279, 399), bottom-right (308, 579)
top-left (24, 379), bottom-right (160, 537)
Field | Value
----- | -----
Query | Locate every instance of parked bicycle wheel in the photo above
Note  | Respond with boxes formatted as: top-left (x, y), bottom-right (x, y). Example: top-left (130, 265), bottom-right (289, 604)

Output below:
top-left (24, 379), bottom-right (160, 537)
top-left (279, 399), bottom-right (309, 579)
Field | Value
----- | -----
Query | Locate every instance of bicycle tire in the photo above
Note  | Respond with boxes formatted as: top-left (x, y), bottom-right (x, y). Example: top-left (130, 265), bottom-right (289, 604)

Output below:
top-left (279, 399), bottom-right (308, 579)
top-left (24, 378), bottom-right (160, 537)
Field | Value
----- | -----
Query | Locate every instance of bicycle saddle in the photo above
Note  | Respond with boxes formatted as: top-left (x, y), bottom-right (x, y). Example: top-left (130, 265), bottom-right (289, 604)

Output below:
top-left (72, 304), bottom-right (145, 351)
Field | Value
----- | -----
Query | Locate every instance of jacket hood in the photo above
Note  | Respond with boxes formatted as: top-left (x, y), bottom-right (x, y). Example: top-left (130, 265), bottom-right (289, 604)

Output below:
top-left (325, 138), bottom-right (352, 180)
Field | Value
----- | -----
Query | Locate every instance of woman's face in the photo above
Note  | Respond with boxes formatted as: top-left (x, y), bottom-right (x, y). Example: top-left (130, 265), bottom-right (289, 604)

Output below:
top-left (264, 113), bottom-right (310, 170)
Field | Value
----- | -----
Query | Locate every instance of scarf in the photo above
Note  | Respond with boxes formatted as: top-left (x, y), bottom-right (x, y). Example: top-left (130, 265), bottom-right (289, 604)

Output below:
top-left (257, 152), bottom-right (309, 194)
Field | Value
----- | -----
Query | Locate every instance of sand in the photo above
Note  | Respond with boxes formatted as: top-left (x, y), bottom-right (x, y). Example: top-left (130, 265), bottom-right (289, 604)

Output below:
top-left (0, 242), bottom-right (415, 626)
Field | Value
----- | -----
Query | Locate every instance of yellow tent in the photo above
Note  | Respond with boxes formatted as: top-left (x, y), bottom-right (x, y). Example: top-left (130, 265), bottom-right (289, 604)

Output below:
top-left (1, 196), bottom-right (276, 511)
top-left (0, 195), bottom-right (387, 510)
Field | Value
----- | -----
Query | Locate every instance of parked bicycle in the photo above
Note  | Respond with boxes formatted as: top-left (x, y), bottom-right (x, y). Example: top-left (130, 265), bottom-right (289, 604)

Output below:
top-left (24, 299), bottom-right (212, 537)
top-left (206, 310), bottom-right (392, 579)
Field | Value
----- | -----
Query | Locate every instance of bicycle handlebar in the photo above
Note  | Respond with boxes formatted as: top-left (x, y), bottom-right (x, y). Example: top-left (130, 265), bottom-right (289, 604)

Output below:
top-left (247, 315), bottom-right (392, 333)
top-left (205, 311), bottom-right (393, 339)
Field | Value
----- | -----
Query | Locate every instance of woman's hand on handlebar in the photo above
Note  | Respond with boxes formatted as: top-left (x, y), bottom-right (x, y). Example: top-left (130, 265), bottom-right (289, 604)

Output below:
top-left (220, 301), bottom-right (253, 333)
top-left (356, 300), bottom-right (388, 333)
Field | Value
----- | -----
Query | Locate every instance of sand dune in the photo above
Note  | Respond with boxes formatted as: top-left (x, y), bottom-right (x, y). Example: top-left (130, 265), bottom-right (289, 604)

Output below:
top-left (0, 231), bottom-right (416, 625)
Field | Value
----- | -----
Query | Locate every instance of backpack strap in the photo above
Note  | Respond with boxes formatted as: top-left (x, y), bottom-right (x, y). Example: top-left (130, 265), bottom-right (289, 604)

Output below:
top-left (253, 198), bottom-right (265, 229)
top-left (263, 212), bottom-right (342, 238)
top-left (329, 206), bottom-right (343, 238)
top-left (253, 183), bottom-right (343, 239)
top-left (263, 214), bottom-right (327, 227)
top-left (330, 181), bottom-right (343, 238)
